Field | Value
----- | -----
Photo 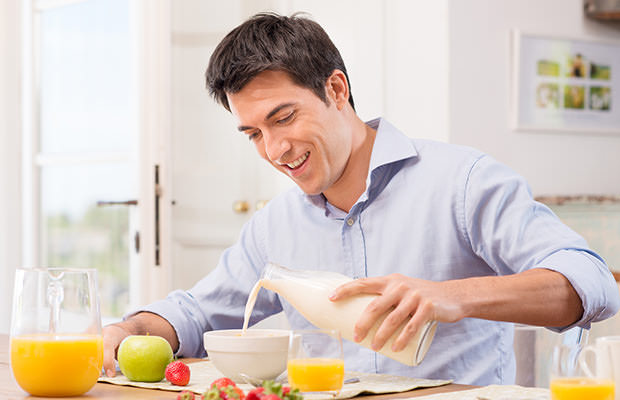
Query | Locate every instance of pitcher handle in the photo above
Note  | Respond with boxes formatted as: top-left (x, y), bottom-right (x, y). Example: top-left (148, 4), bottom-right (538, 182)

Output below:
top-left (578, 345), bottom-right (597, 378)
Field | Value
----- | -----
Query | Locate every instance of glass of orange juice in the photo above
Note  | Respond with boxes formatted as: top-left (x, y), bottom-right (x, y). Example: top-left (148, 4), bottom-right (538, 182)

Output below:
top-left (10, 268), bottom-right (103, 397)
top-left (287, 329), bottom-right (344, 394)
top-left (550, 344), bottom-right (615, 400)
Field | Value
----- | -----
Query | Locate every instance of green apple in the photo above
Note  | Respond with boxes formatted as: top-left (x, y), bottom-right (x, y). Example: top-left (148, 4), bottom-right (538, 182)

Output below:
top-left (117, 335), bottom-right (174, 382)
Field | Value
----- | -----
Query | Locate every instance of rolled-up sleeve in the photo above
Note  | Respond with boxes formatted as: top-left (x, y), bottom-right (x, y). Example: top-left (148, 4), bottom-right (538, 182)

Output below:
top-left (464, 155), bottom-right (620, 330)
top-left (535, 249), bottom-right (619, 329)
top-left (125, 210), bottom-right (283, 358)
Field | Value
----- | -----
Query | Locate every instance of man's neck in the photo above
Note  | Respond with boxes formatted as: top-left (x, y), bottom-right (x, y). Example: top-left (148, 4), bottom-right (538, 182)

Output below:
top-left (323, 118), bottom-right (376, 213)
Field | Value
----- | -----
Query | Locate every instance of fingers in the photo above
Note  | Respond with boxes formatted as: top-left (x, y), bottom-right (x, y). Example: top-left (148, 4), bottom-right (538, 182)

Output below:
top-left (372, 292), bottom-right (421, 351)
top-left (102, 325), bottom-right (130, 377)
top-left (331, 275), bottom-right (411, 345)
top-left (102, 346), bottom-right (116, 377)
top-left (329, 277), bottom-right (392, 344)
top-left (330, 275), bottom-right (448, 353)
top-left (354, 288), bottom-right (402, 345)
top-left (329, 277), bottom-right (383, 301)
top-left (392, 300), bottom-right (434, 352)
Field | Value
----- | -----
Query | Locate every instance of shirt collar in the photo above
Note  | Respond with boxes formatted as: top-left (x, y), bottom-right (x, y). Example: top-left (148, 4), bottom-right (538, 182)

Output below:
top-left (305, 117), bottom-right (419, 214)
top-left (366, 117), bottom-right (418, 179)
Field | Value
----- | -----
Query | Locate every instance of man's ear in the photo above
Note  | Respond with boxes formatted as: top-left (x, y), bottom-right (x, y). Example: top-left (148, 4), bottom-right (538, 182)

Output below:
top-left (325, 70), bottom-right (350, 110)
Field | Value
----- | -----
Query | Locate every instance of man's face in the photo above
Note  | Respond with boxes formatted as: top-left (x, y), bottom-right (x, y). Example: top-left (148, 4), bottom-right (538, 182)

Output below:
top-left (227, 70), bottom-right (351, 196)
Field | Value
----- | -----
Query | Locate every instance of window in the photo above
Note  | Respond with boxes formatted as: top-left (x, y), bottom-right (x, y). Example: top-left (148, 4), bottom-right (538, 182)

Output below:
top-left (28, 0), bottom-right (139, 322)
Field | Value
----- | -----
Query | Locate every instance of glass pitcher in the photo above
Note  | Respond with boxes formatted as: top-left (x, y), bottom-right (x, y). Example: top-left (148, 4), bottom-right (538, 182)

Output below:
top-left (10, 268), bottom-right (103, 397)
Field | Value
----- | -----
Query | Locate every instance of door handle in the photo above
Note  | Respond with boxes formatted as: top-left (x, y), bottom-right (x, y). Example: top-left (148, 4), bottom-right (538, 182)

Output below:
top-left (96, 200), bottom-right (138, 207)
top-left (233, 200), bottom-right (250, 214)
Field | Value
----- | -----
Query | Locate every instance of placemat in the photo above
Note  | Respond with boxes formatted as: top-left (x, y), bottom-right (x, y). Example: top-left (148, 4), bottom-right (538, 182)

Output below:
top-left (99, 360), bottom-right (451, 399)
top-left (413, 384), bottom-right (549, 399)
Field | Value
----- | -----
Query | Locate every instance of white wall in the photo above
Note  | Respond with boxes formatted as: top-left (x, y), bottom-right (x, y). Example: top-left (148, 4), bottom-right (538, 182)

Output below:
top-left (448, 0), bottom-right (620, 196)
top-left (384, 0), bottom-right (450, 142)
top-left (0, 0), bottom-right (22, 333)
top-left (287, 0), bottom-right (385, 122)
top-left (286, 0), bottom-right (450, 142)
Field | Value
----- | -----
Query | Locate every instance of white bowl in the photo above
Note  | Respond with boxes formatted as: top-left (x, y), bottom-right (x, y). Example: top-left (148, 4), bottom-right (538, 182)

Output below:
top-left (203, 329), bottom-right (290, 383)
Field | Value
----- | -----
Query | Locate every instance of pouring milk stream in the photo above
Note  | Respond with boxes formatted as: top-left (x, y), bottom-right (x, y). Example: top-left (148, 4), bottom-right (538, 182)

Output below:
top-left (242, 263), bottom-right (437, 366)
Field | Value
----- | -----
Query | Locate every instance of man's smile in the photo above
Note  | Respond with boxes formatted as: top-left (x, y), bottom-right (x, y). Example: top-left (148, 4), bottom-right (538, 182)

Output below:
top-left (282, 151), bottom-right (310, 170)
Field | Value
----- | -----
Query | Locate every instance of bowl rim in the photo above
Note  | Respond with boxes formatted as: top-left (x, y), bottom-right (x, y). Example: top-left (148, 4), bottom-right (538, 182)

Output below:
top-left (203, 329), bottom-right (291, 353)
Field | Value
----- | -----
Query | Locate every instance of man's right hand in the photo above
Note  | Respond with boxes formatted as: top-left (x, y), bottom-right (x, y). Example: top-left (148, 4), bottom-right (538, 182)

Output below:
top-left (101, 312), bottom-right (180, 378)
top-left (102, 323), bottom-right (133, 377)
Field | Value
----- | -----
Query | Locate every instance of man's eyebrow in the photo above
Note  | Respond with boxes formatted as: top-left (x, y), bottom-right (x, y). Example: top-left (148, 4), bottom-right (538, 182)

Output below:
top-left (237, 102), bottom-right (296, 132)
top-left (265, 102), bottom-right (295, 120)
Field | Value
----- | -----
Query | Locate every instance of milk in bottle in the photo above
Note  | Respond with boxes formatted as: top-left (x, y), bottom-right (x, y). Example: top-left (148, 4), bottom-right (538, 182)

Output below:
top-left (243, 263), bottom-right (437, 366)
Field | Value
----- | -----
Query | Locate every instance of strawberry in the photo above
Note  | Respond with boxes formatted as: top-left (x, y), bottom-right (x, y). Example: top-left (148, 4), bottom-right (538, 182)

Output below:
top-left (232, 386), bottom-right (245, 400)
top-left (205, 386), bottom-right (243, 400)
top-left (177, 390), bottom-right (196, 400)
top-left (211, 378), bottom-right (236, 389)
top-left (246, 387), bottom-right (265, 400)
top-left (166, 361), bottom-right (191, 386)
top-left (260, 381), bottom-right (302, 400)
top-left (205, 378), bottom-right (246, 400)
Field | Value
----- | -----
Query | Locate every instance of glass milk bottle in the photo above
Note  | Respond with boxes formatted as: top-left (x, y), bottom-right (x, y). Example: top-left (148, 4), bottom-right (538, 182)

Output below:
top-left (252, 263), bottom-right (437, 366)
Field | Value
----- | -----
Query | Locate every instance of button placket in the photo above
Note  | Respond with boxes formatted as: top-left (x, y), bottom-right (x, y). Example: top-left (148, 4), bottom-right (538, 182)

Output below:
top-left (348, 212), bottom-right (372, 368)
top-left (341, 218), bottom-right (353, 278)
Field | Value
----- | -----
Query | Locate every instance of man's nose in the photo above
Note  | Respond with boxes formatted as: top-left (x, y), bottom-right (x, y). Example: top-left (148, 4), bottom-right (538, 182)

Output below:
top-left (263, 131), bottom-right (291, 163)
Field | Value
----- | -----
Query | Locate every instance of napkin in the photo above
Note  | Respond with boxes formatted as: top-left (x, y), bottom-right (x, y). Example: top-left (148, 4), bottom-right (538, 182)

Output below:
top-left (98, 359), bottom-right (450, 399)
top-left (414, 384), bottom-right (550, 399)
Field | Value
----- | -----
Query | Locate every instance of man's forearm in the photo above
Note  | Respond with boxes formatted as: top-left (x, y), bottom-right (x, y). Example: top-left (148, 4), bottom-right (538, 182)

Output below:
top-left (458, 268), bottom-right (583, 327)
top-left (330, 267), bottom-right (585, 352)
top-left (119, 312), bottom-right (180, 352)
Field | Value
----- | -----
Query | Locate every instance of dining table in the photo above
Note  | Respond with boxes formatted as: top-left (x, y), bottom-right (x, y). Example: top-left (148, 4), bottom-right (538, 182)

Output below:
top-left (0, 333), bottom-right (475, 399)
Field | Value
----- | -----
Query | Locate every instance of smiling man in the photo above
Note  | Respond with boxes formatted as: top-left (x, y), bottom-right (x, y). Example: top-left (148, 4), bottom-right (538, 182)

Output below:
top-left (102, 13), bottom-right (620, 385)
top-left (228, 69), bottom-right (374, 212)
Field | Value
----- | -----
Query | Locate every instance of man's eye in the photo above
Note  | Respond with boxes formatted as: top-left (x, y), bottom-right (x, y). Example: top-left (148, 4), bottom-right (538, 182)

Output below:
top-left (276, 112), bottom-right (294, 125)
top-left (248, 132), bottom-right (262, 142)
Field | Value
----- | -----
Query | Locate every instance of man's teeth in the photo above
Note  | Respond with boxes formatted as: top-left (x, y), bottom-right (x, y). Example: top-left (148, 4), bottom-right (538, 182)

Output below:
top-left (287, 152), bottom-right (309, 169)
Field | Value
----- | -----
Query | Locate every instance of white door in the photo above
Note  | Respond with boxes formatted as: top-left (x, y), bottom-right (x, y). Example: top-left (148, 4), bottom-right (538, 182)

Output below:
top-left (168, 0), bottom-right (293, 290)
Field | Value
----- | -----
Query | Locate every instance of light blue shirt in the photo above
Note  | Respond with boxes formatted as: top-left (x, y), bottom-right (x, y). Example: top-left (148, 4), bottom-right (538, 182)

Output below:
top-left (140, 118), bottom-right (619, 385)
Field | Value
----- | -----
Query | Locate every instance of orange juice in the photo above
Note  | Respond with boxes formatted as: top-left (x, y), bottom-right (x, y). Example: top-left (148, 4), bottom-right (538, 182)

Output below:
top-left (10, 333), bottom-right (104, 397)
top-left (287, 358), bottom-right (344, 392)
top-left (550, 377), bottom-right (615, 400)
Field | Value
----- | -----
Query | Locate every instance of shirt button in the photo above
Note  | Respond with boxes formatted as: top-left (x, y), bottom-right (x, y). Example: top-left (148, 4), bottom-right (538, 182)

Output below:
top-left (346, 218), bottom-right (355, 226)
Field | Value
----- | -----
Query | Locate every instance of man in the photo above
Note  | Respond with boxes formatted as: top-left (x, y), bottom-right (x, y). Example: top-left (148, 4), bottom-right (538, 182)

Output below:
top-left (103, 13), bottom-right (619, 385)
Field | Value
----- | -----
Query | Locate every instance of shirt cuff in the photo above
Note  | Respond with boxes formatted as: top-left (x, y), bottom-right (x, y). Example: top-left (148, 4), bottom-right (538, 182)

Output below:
top-left (532, 249), bottom-right (618, 332)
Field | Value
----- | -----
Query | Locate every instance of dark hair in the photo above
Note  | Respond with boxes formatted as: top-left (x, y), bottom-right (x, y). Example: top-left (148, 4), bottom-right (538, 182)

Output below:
top-left (205, 12), bottom-right (355, 111)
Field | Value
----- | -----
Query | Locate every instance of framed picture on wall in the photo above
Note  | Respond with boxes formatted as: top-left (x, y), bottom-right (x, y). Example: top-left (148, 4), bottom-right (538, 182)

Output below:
top-left (511, 31), bottom-right (620, 135)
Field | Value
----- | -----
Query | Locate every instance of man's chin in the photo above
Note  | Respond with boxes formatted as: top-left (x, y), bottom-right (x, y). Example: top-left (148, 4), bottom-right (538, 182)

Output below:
top-left (299, 187), bottom-right (322, 196)
top-left (281, 171), bottom-right (326, 197)
top-left (294, 182), bottom-right (322, 196)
